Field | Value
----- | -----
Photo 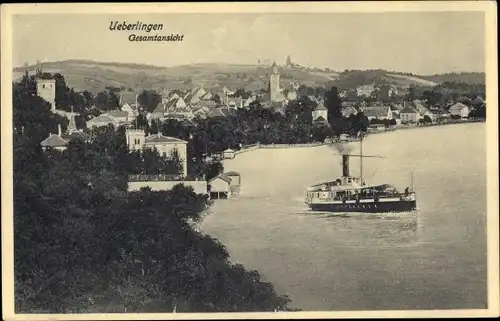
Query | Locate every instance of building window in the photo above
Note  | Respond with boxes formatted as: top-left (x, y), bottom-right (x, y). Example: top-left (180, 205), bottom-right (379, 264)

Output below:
top-left (42, 84), bottom-right (45, 89)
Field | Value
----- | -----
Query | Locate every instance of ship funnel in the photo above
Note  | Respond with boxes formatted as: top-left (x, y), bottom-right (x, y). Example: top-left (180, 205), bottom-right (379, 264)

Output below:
top-left (342, 155), bottom-right (349, 177)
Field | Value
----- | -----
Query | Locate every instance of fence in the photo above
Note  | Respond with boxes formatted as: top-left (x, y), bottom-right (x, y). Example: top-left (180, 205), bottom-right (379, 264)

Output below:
top-left (128, 174), bottom-right (203, 182)
top-left (258, 143), bottom-right (326, 149)
top-left (234, 144), bottom-right (261, 155)
top-left (128, 180), bottom-right (208, 194)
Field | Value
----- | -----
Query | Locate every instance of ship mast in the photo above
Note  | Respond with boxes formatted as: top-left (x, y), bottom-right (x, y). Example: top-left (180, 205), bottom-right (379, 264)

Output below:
top-left (360, 134), bottom-right (363, 184)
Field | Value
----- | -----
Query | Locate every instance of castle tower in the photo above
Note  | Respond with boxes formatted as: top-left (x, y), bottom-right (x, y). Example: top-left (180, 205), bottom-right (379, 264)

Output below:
top-left (36, 78), bottom-right (56, 111)
top-left (35, 60), bottom-right (42, 77)
top-left (126, 128), bottom-right (146, 151)
top-left (269, 61), bottom-right (280, 102)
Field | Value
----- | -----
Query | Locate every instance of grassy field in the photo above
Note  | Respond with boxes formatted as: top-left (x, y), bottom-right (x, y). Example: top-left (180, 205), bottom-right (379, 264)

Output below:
top-left (13, 59), bottom-right (485, 94)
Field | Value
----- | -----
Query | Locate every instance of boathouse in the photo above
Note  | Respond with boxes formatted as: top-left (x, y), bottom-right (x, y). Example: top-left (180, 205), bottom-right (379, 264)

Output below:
top-left (209, 174), bottom-right (232, 199)
top-left (223, 149), bottom-right (236, 159)
top-left (225, 171), bottom-right (241, 196)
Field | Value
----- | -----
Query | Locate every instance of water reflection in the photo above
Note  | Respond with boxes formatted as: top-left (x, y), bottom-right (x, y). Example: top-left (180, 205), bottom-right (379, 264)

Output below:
top-left (299, 209), bottom-right (420, 245)
top-left (202, 124), bottom-right (486, 310)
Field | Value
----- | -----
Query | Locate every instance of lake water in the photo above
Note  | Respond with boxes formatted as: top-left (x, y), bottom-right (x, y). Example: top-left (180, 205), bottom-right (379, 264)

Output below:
top-left (200, 123), bottom-right (487, 311)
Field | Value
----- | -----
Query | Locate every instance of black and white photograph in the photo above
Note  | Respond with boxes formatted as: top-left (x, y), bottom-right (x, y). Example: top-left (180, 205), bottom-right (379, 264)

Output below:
top-left (1, 2), bottom-right (498, 319)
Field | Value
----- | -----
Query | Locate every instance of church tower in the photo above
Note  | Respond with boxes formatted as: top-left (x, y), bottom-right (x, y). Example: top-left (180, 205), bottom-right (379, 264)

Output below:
top-left (126, 129), bottom-right (146, 151)
top-left (268, 61), bottom-right (280, 102)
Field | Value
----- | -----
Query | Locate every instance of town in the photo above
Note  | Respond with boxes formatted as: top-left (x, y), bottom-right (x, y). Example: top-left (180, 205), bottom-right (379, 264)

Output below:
top-left (22, 58), bottom-right (486, 200)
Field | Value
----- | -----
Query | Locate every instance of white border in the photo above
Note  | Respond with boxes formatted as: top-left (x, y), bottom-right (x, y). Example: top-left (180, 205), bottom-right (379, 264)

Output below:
top-left (2, 2), bottom-right (498, 320)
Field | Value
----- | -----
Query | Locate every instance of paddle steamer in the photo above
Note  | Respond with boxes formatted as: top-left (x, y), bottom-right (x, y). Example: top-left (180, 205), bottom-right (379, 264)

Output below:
top-left (305, 135), bottom-right (417, 213)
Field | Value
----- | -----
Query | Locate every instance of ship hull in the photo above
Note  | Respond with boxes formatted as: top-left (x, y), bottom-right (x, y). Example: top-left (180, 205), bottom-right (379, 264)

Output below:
top-left (309, 200), bottom-right (417, 213)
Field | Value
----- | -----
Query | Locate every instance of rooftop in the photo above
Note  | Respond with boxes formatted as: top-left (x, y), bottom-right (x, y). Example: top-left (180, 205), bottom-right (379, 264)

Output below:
top-left (119, 92), bottom-right (138, 106)
top-left (400, 106), bottom-right (419, 114)
top-left (106, 110), bottom-right (129, 118)
top-left (88, 114), bottom-right (116, 123)
top-left (144, 133), bottom-right (188, 144)
top-left (41, 134), bottom-right (68, 147)
top-left (314, 103), bottom-right (327, 111)
top-left (209, 173), bottom-right (232, 184)
top-left (363, 107), bottom-right (390, 117)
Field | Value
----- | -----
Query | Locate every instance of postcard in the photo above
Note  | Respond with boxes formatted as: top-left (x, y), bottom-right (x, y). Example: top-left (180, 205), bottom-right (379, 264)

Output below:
top-left (1, 2), bottom-right (498, 320)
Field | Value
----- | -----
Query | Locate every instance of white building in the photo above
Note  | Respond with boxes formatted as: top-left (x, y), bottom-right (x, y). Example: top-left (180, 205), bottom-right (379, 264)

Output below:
top-left (449, 103), bottom-right (470, 118)
top-left (312, 103), bottom-right (328, 124)
top-left (126, 129), bottom-right (188, 177)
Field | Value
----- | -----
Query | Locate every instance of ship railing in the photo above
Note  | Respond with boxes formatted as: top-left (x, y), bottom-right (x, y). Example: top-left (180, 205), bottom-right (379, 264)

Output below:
top-left (318, 192), bottom-right (414, 202)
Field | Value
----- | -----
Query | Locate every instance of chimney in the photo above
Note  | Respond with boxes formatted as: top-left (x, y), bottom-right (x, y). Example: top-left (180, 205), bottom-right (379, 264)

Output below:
top-left (58, 124), bottom-right (62, 136)
top-left (342, 155), bottom-right (350, 177)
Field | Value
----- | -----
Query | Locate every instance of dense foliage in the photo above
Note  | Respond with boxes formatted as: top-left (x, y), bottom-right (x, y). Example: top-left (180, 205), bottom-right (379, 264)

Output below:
top-left (13, 80), bottom-right (295, 313)
top-left (138, 90), bottom-right (162, 113)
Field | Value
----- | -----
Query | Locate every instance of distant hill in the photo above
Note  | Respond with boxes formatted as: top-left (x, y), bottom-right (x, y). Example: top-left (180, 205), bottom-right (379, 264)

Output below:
top-left (13, 60), bottom-right (485, 94)
top-left (419, 72), bottom-right (486, 85)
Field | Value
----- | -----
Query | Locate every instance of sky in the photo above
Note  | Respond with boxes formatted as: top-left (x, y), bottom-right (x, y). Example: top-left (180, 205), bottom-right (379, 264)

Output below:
top-left (12, 12), bottom-right (485, 75)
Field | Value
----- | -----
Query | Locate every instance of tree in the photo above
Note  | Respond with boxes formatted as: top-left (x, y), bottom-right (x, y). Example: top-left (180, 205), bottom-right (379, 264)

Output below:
top-left (324, 86), bottom-right (343, 125)
top-left (14, 77), bottom-right (295, 312)
top-left (94, 90), bottom-right (120, 111)
top-left (138, 90), bottom-right (162, 113)
top-left (212, 94), bottom-right (221, 104)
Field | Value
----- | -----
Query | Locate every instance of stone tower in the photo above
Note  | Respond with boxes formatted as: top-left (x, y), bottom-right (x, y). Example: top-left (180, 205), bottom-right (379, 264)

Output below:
top-left (126, 129), bottom-right (146, 151)
top-left (268, 61), bottom-right (280, 102)
top-left (36, 78), bottom-right (56, 111)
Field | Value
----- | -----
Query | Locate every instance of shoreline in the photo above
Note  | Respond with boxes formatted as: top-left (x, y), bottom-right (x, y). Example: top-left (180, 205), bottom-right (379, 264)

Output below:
top-left (366, 119), bottom-right (484, 137)
top-left (230, 120), bottom-right (485, 154)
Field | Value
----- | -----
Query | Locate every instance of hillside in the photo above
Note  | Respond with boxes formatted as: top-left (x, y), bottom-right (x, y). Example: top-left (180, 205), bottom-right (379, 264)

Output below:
top-left (13, 60), bottom-right (485, 94)
top-left (419, 72), bottom-right (486, 85)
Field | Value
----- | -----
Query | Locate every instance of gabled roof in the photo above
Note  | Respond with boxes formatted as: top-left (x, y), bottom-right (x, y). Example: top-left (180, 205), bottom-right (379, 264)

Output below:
top-left (314, 103), bottom-right (327, 111)
top-left (220, 107), bottom-right (237, 117)
top-left (166, 97), bottom-right (187, 110)
top-left (106, 110), bottom-right (129, 118)
top-left (390, 103), bottom-right (404, 111)
top-left (412, 100), bottom-right (428, 114)
top-left (314, 116), bottom-right (327, 122)
top-left (193, 87), bottom-right (207, 98)
top-left (144, 133), bottom-right (188, 144)
top-left (168, 93), bottom-right (180, 101)
top-left (61, 131), bottom-right (88, 142)
top-left (198, 100), bottom-right (216, 108)
top-left (429, 108), bottom-right (449, 115)
top-left (41, 134), bottom-right (68, 147)
top-left (88, 114), bottom-right (117, 124)
top-left (400, 106), bottom-right (419, 114)
top-left (120, 92), bottom-right (137, 106)
top-left (449, 102), bottom-right (469, 111)
top-left (209, 173), bottom-right (232, 184)
top-left (363, 107), bottom-right (390, 117)
top-left (206, 108), bottom-right (226, 119)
